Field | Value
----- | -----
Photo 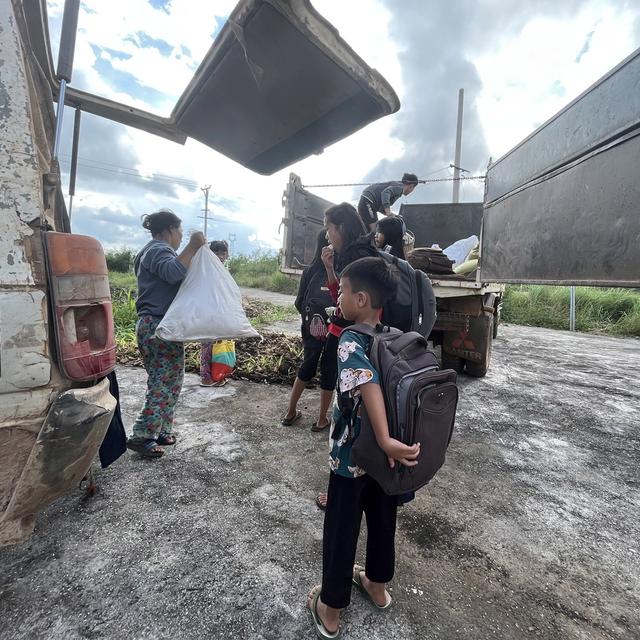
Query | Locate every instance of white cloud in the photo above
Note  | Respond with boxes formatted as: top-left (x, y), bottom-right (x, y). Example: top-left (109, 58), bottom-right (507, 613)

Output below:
top-left (476, 1), bottom-right (639, 159)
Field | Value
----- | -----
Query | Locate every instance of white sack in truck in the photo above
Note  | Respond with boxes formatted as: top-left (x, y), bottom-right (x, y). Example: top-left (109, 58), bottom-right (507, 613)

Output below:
top-left (155, 246), bottom-right (259, 342)
top-left (443, 235), bottom-right (479, 266)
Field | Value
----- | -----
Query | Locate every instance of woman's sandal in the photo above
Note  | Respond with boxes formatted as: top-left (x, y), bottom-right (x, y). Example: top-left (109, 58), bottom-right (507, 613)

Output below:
top-left (351, 564), bottom-right (392, 609)
top-left (310, 420), bottom-right (330, 432)
top-left (315, 493), bottom-right (327, 511)
top-left (307, 585), bottom-right (340, 639)
top-left (157, 432), bottom-right (177, 446)
top-left (126, 438), bottom-right (164, 458)
top-left (281, 411), bottom-right (302, 426)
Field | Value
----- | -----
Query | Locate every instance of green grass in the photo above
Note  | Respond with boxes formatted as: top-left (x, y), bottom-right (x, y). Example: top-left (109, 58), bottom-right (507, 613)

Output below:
top-left (502, 285), bottom-right (640, 336)
top-left (108, 271), bottom-right (137, 289)
top-left (227, 253), bottom-right (299, 295)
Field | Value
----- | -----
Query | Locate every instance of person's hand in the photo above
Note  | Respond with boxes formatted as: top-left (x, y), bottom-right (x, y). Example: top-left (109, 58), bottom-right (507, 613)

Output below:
top-left (382, 438), bottom-right (420, 469)
top-left (188, 231), bottom-right (206, 250)
top-left (321, 245), bottom-right (335, 270)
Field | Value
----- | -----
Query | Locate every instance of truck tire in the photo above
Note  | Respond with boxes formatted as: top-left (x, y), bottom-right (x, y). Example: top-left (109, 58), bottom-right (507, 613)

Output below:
top-left (493, 307), bottom-right (500, 340)
top-left (465, 317), bottom-right (493, 377)
top-left (441, 350), bottom-right (465, 374)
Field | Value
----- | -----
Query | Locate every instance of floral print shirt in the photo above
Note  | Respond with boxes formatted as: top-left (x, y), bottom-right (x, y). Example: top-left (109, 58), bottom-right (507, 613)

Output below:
top-left (328, 330), bottom-right (380, 478)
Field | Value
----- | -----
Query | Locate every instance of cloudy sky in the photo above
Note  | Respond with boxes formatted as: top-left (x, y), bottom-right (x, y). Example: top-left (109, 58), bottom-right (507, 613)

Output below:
top-left (46, 0), bottom-right (640, 254)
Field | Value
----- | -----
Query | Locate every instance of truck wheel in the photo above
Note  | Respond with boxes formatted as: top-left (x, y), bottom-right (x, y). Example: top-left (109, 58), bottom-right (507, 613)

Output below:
top-left (442, 351), bottom-right (465, 373)
top-left (466, 317), bottom-right (493, 377)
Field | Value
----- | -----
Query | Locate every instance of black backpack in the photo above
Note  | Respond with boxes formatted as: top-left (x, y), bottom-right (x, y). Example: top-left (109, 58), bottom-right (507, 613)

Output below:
top-left (379, 251), bottom-right (437, 338)
top-left (303, 267), bottom-right (333, 341)
top-left (349, 324), bottom-right (458, 495)
top-left (407, 248), bottom-right (455, 275)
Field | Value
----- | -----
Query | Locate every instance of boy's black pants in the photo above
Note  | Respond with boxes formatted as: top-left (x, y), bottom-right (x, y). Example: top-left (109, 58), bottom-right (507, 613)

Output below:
top-left (321, 471), bottom-right (398, 609)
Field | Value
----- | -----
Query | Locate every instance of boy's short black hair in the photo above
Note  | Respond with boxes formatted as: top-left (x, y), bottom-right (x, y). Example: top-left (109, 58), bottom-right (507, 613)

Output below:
top-left (341, 257), bottom-right (397, 309)
top-left (209, 240), bottom-right (229, 253)
top-left (401, 172), bottom-right (419, 185)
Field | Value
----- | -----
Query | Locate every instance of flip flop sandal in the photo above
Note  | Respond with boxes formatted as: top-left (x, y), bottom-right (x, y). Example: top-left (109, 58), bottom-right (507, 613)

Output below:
top-left (157, 432), bottom-right (177, 446)
top-left (307, 585), bottom-right (340, 639)
top-left (315, 493), bottom-right (327, 511)
top-left (351, 565), bottom-right (392, 609)
top-left (310, 420), bottom-right (330, 432)
top-left (126, 438), bottom-right (164, 458)
top-left (281, 411), bottom-right (302, 426)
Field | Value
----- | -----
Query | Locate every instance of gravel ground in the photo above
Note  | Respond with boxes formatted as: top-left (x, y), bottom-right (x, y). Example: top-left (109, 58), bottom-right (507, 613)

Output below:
top-left (0, 324), bottom-right (638, 640)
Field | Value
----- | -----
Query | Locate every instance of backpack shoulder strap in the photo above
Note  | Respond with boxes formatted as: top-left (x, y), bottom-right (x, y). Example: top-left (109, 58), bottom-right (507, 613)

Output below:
top-left (348, 323), bottom-right (377, 338)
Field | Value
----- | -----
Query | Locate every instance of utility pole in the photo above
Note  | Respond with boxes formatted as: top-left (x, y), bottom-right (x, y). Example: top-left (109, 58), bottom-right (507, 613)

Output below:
top-left (452, 88), bottom-right (464, 203)
top-left (228, 232), bottom-right (236, 255)
top-left (201, 185), bottom-right (211, 237)
top-left (569, 286), bottom-right (576, 331)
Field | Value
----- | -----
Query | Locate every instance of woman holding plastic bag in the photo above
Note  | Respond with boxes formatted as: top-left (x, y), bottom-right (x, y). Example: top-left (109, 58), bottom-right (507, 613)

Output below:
top-left (200, 241), bottom-right (236, 387)
top-left (127, 210), bottom-right (206, 458)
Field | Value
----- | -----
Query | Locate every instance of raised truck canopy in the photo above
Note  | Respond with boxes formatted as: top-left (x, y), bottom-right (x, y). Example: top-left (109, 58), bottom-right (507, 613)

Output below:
top-left (24, 0), bottom-right (400, 175)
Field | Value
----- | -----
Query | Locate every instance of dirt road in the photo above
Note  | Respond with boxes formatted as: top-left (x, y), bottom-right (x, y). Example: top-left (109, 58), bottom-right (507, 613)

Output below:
top-left (0, 325), bottom-right (638, 640)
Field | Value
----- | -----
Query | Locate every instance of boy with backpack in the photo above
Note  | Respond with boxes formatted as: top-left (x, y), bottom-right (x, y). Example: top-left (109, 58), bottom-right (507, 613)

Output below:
top-left (307, 256), bottom-right (421, 639)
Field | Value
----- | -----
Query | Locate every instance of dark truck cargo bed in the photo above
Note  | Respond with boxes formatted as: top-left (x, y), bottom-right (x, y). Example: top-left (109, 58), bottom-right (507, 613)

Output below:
top-left (482, 47), bottom-right (640, 287)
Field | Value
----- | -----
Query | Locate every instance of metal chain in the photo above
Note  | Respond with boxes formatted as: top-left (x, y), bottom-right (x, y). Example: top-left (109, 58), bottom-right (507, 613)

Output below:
top-left (302, 175), bottom-right (486, 189)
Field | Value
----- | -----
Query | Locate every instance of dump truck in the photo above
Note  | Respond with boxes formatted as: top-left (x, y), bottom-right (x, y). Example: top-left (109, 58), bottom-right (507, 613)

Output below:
top-left (0, 0), bottom-right (400, 545)
top-left (281, 176), bottom-right (503, 376)
top-left (281, 45), bottom-right (640, 373)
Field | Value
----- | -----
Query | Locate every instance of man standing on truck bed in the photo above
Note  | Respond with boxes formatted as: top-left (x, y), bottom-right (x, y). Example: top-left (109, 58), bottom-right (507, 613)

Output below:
top-left (357, 173), bottom-right (419, 231)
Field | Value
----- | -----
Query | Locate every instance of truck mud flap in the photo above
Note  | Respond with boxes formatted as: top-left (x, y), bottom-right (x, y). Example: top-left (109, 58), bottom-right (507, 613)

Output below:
top-left (0, 379), bottom-right (115, 545)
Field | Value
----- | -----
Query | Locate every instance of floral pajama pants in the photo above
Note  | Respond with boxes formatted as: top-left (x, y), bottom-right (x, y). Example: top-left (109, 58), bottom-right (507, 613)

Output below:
top-left (200, 342), bottom-right (213, 383)
top-left (132, 315), bottom-right (185, 440)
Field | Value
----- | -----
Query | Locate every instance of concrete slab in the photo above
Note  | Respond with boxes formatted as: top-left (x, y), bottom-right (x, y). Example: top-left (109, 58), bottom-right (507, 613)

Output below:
top-left (0, 325), bottom-right (638, 640)
top-left (241, 287), bottom-right (296, 307)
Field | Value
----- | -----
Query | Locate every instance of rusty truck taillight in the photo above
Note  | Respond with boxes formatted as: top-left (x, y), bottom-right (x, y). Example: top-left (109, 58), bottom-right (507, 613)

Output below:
top-left (45, 232), bottom-right (116, 381)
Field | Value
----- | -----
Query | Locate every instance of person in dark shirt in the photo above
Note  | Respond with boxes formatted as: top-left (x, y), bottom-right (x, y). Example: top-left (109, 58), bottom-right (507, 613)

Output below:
top-left (281, 230), bottom-right (335, 430)
top-left (375, 215), bottom-right (406, 260)
top-left (315, 203), bottom-right (377, 509)
top-left (357, 172), bottom-right (419, 231)
top-left (127, 209), bottom-right (206, 458)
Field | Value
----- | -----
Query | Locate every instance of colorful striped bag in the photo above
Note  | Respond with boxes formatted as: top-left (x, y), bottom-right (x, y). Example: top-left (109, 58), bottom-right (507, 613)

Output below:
top-left (211, 340), bottom-right (236, 382)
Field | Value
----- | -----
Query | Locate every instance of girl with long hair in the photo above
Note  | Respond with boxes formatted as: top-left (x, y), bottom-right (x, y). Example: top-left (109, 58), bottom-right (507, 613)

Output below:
top-left (282, 230), bottom-right (335, 429)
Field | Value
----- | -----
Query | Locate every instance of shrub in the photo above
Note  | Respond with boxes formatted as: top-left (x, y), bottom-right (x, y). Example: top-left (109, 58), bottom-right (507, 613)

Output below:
top-left (106, 247), bottom-right (136, 273)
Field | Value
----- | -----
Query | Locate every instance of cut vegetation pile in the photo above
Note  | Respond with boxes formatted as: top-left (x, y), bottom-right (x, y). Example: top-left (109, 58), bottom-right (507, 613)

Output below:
top-left (117, 332), bottom-right (303, 385)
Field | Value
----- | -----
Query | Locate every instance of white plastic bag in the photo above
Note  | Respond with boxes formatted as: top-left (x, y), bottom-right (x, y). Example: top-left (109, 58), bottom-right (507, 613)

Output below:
top-left (443, 235), bottom-right (479, 267)
top-left (155, 246), bottom-right (259, 342)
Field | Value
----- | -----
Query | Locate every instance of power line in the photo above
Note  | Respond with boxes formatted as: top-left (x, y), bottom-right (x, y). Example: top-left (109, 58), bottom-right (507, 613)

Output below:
top-left (58, 155), bottom-right (200, 189)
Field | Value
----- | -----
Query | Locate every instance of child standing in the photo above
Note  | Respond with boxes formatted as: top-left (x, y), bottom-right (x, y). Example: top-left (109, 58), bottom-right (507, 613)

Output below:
top-left (281, 230), bottom-right (335, 429)
top-left (307, 257), bottom-right (421, 638)
top-left (200, 240), bottom-right (232, 387)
